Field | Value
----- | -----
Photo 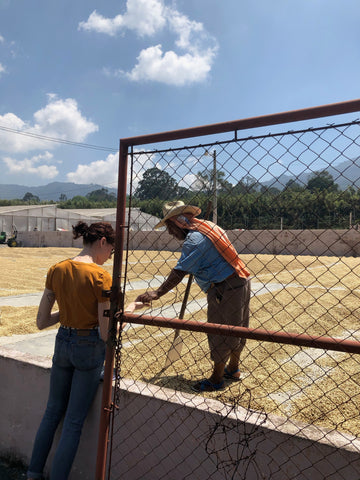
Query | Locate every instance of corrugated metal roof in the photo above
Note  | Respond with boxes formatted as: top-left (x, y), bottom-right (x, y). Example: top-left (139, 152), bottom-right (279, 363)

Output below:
top-left (0, 205), bottom-right (161, 230)
top-left (0, 205), bottom-right (55, 214)
top-left (64, 208), bottom-right (117, 217)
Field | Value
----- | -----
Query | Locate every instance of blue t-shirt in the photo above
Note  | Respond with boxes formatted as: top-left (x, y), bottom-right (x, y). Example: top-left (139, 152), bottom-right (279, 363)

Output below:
top-left (175, 230), bottom-right (234, 292)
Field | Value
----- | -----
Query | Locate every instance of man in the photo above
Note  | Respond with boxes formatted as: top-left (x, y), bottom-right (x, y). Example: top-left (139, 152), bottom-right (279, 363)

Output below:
top-left (136, 201), bottom-right (251, 392)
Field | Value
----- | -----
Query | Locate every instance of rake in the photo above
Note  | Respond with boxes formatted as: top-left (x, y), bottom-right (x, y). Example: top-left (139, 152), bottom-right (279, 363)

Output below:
top-left (163, 272), bottom-right (193, 369)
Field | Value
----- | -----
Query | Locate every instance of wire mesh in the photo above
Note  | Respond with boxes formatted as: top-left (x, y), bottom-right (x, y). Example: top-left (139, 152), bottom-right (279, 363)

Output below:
top-left (106, 118), bottom-right (360, 479)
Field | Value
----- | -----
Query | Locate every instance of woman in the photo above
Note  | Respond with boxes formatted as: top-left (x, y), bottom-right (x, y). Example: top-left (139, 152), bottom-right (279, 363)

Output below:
top-left (27, 221), bottom-right (115, 480)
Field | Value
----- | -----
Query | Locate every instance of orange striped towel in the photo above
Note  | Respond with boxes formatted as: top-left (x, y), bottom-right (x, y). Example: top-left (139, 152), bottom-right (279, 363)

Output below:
top-left (191, 218), bottom-right (250, 279)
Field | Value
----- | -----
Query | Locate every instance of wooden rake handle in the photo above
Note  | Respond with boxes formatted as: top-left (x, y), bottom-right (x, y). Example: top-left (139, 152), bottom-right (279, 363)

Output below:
top-left (173, 273), bottom-right (193, 340)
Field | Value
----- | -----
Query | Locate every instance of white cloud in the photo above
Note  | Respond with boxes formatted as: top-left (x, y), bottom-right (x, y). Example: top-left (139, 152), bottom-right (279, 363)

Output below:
top-left (78, 0), bottom-right (166, 37)
top-left (0, 34), bottom-right (4, 43)
top-left (67, 153), bottom-right (119, 186)
top-left (0, 112), bottom-right (44, 152)
top-left (78, 10), bottom-right (125, 37)
top-left (0, 63), bottom-right (6, 77)
top-left (79, 0), bottom-right (218, 86)
top-left (33, 95), bottom-right (98, 141)
top-left (179, 172), bottom-right (197, 189)
top-left (0, 95), bottom-right (98, 181)
top-left (67, 151), bottom-right (156, 191)
top-left (0, 94), bottom-right (98, 153)
top-left (123, 0), bottom-right (166, 36)
top-left (127, 44), bottom-right (214, 86)
top-left (3, 152), bottom-right (59, 179)
top-left (166, 8), bottom-right (204, 52)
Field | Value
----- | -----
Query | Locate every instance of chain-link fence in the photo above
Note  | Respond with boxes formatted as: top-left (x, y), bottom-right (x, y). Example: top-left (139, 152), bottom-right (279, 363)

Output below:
top-left (98, 101), bottom-right (360, 479)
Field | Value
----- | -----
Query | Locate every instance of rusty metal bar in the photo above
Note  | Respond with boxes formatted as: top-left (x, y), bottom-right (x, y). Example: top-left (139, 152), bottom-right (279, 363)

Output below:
top-left (124, 314), bottom-right (360, 355)
top-left (95, 141), bottom-right (129, 480)
top-left (120, 99), bottom-right (360, 148)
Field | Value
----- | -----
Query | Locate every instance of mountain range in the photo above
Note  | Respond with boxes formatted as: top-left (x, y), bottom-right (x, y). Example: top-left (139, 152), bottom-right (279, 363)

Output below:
top-left (259, 157), bottom-right (360, 190)
top-left (1, 157), bottom-right (360, 201)
top-left (0, 182), bottom-right (117, 201)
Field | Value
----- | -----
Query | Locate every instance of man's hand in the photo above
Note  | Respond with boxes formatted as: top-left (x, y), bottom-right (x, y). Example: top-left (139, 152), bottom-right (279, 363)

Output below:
top-left (135, 290), bottom-right (159, 304)
top-left (135, 269), bottom-right (187, 304)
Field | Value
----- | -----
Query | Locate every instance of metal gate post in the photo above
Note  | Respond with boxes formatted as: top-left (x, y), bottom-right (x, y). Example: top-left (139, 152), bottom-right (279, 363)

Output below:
top-left (95, 141), bottom-right (128, 479)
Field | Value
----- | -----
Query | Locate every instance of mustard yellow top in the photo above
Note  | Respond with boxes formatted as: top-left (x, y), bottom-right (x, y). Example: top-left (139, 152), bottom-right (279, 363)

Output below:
top-left (45, 259), bottom-right (112, 329)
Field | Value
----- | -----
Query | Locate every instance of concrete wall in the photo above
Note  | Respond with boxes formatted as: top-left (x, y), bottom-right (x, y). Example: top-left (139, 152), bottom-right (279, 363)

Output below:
top-left (18, 228), bottom-right (360, 257)
top-left (1, 347), bottom-right (360, 479)
top-left (17, 230), bottom-right (83, 248)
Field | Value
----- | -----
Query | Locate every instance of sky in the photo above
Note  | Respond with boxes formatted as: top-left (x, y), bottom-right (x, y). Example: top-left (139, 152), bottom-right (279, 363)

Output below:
top-left (0, 0), bottom-right (359, 194)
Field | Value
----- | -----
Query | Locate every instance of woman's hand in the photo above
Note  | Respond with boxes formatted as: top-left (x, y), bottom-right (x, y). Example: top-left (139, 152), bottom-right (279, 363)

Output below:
top-left (124, 301), bottom-right (150, 313)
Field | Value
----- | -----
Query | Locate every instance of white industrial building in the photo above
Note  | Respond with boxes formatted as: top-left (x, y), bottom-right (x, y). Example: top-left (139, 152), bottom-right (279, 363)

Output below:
top-left (0, 205), bottom-right (160, 234)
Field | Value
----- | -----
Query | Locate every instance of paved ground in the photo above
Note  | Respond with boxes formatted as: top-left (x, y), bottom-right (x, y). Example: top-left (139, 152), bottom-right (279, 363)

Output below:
top-left (0, 278), bottom-right (278, 358)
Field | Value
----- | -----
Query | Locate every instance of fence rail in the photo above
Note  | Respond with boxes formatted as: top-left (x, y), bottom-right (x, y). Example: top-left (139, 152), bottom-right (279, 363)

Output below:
top-left (123, 313), bottom-right (360, 354)
top-left (97, 99), bottom-right (360, 480)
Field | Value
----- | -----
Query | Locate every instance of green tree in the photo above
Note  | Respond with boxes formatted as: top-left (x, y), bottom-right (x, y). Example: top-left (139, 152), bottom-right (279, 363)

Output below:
top-left (58, 195), bottom-right (92, 209)
top-left (135, 167), bottom-right (179, 200)
top-left (23, 192), bottom-right (40, 203)
top-left (86, 188), bottom-right (116, 202)
top-left (260, 185), bottom-right (281, 195)
top-left (284, 179), bottom-right (304, 192)
top-left (306, 171), bottom-right (338, 193)
top-left (233, 175), bottom-right (258, 194)
top-left (194, 168), bottom-right (232, 195)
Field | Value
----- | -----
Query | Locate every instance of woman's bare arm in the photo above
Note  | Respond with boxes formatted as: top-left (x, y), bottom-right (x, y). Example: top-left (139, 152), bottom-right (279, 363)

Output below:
top-left (98, 301), bottom-right (110, 342)
top-left (37, 288), bottom-right (59, 330)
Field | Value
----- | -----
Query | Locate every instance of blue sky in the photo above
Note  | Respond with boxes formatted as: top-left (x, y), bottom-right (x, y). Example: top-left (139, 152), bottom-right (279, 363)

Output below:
top-left (0, 0), bottom-right (359, 192)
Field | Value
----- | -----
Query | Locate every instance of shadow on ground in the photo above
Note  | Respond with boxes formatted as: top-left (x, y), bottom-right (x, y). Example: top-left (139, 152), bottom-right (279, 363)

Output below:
top-left (0, 456), bottom-right (27, 479)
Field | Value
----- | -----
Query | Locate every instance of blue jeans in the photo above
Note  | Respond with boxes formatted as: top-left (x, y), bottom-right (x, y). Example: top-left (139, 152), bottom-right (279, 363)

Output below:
top-left (27, 327), bottom-right (105, 480)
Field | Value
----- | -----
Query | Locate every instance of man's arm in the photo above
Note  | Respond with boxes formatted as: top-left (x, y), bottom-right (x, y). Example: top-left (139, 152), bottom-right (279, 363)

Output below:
top-left (136, 268), bottom-right (187, 303)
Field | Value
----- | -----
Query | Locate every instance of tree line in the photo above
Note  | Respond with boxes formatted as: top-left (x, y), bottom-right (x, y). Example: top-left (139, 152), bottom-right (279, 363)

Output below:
top-left (131, 167), bottom-right (360, 230)
top-left (1, 170), bottom-right (360, 230)
top-left (0, 188), bottom-right (117, 209)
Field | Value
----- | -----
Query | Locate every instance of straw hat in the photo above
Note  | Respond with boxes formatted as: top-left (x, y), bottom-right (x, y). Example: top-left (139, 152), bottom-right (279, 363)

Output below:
top-left (154, 201), bottom-right (201, 229)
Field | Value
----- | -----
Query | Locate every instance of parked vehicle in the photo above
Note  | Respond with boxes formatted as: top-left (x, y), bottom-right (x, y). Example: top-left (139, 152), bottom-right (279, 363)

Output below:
top-left (0, 226), bottom-right (18, 247)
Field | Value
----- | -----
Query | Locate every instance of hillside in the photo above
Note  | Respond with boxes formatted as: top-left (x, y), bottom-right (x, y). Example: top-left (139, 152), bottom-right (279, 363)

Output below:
top-left (260, 156), bottom-right (360, 191)
top-left (0, 182), bottom-right (117, 201)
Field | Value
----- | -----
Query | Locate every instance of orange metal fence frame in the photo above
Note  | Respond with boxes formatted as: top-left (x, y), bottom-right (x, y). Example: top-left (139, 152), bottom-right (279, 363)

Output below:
top-left (95, 98), bottom-right (360, 479)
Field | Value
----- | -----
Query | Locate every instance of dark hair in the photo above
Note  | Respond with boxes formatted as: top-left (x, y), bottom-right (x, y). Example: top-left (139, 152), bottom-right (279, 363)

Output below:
top-left (72, 221), bottom-right (115, 245)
